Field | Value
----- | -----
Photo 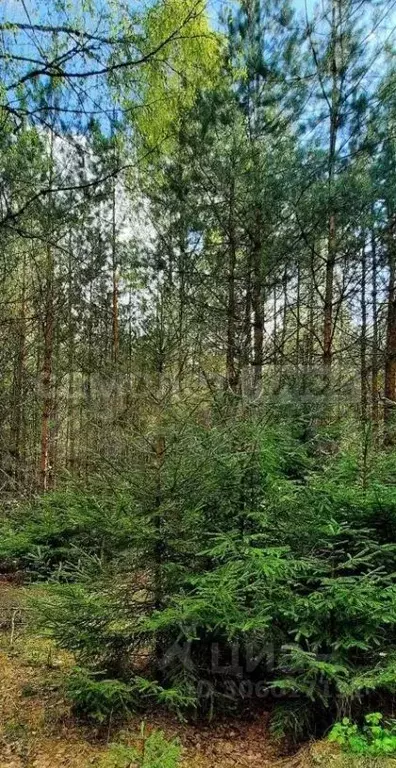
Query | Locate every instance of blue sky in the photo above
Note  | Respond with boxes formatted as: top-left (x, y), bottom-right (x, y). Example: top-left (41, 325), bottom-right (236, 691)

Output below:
top-left (207, 0), bottom-right (315, 22)
top-left (0, 0), bottom-right (318, 24)
top-left (1, 0), bottom-right (393, 103)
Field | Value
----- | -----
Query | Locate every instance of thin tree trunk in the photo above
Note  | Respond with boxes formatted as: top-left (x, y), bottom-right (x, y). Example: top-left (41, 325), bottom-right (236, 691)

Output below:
top-left (296, 261), bottom-right (301, 375)
top-left (384, 215), bottom-right (396, 445)
top-left (66, 238), bottom-right (75, 470)
top-left (111, 174), bottom-right (119, 367)
top-left (153, 296), bottom-right (165, 632)
top-left (11, 250), bottom-right (27, 482)
top-left (360, 239), bottom-right (368, 424)
top-left (243, 250), bottom-right (253, 375)
top-left (40, 248), bottom-right (54, 492)
top-left (324, 218), bottom-right (336, 383)
top-left (279, 267), bottom-right (288, 383)
top-left (252, 221), bottom-right (264, 390)
top-left (83, 263), bottom-right (94, 478)
top-left (273, 283), bottom-right (278, 368)
top-left (323, 0), bottom-right (339, 388)
top-left (371, 224), bottom-right (379, 439)
top-left (40, 129), bottom-right (55, 492)
top-left (49, 309), bottom-right (61, 486)
top-left (308, 256), bottom-right (315, 377)
top-left (226, 176), bottom-right (239, 393)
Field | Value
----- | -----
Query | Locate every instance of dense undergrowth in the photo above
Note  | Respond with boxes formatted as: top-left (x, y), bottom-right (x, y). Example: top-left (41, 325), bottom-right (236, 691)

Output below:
top-left (2, 409), bottom-right (396, 744)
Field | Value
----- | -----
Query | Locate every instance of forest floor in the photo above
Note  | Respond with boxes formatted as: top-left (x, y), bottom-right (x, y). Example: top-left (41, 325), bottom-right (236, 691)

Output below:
top-left (0, 584), bottom-right (393, 768)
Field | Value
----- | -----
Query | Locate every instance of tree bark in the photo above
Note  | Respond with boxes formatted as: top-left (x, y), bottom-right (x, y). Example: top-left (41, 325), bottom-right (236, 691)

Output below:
top-left (384, 215), bottom-right (396, 444)
top-left (323, 0), bottom-right (339, 388)
top-left (111, 174), bottom-right (119, 367)
top-left (360, 239), bottom-right (368, 424)
top-left (66, 237), bottom-right (75, 470)
top-left (11, 250), bottom-right (27, 481)
top-left (226, 176), bottom-right (239, 393)
top-left (371, 224), bottom-right (379, 438)
top-left (39, 129), bottom-right (55, 492)
top-left (252, 220), bottom-right (264, 390)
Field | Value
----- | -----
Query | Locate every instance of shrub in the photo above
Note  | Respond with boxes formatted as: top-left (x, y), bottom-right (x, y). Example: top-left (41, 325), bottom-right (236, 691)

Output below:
top-left (33, 581), bottom-right (144, 676)
top-left (0, 487), bottom-right (139, 578)
top-left (65, 667), bottom-right (135, 722)
top-left (29, 417), bottom-right (396, 738)
top-left (329, 713), bottom-right (396, 757)
top-left (96, 725), bottom-right (181, 768)
top-left (142, 517), bottom-right (396, 728)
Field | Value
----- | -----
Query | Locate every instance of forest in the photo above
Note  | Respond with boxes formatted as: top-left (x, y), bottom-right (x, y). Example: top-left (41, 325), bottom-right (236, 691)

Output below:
top-left (1, 0), bottom-right (396, 766)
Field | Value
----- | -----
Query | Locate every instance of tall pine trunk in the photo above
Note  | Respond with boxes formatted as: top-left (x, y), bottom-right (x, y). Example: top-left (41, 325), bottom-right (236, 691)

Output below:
top-left (111, 175), bottom-right (119, 367)
top-left (39, 129), bottom-right (55, 492)
top-left (323, 0), bottom-right (339, 388)
top-left (11, 250), bottom-right (27, 482)
top-left (66, 238), bottom-right (75, 471)
top-left (226, 176), bottom-right (239, 393)
top-left (252, 220), bottom-right (264, 389)
top-left (371, 224), bottom-right (379, 439)
top-left (360, 239), bottom-right (368, 424)
top-left (384, 215), bottom-right (396, 444)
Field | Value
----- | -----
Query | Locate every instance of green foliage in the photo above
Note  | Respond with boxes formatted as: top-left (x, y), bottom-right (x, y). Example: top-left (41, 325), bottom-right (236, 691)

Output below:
top-left (32, 580), bottom-right (143, 676)
top-left (97, 725), bottom-right (181, 768)
top-left (2, 0), bottom-right (396, 754)
top-left (0, 488), bottom-right (138, 578)
top-left (65, 667), bottom-right (134, 722)
top-left (270, 700), bottom-right (316, 743)
top-left (146, 512), bottom-right (396, 726)
top-left (123, 0), bottom-right (221, 154)
top-left (23, 415), bottom-right (396, 739)
top-left (329, 714), bottom-right (396, 757)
